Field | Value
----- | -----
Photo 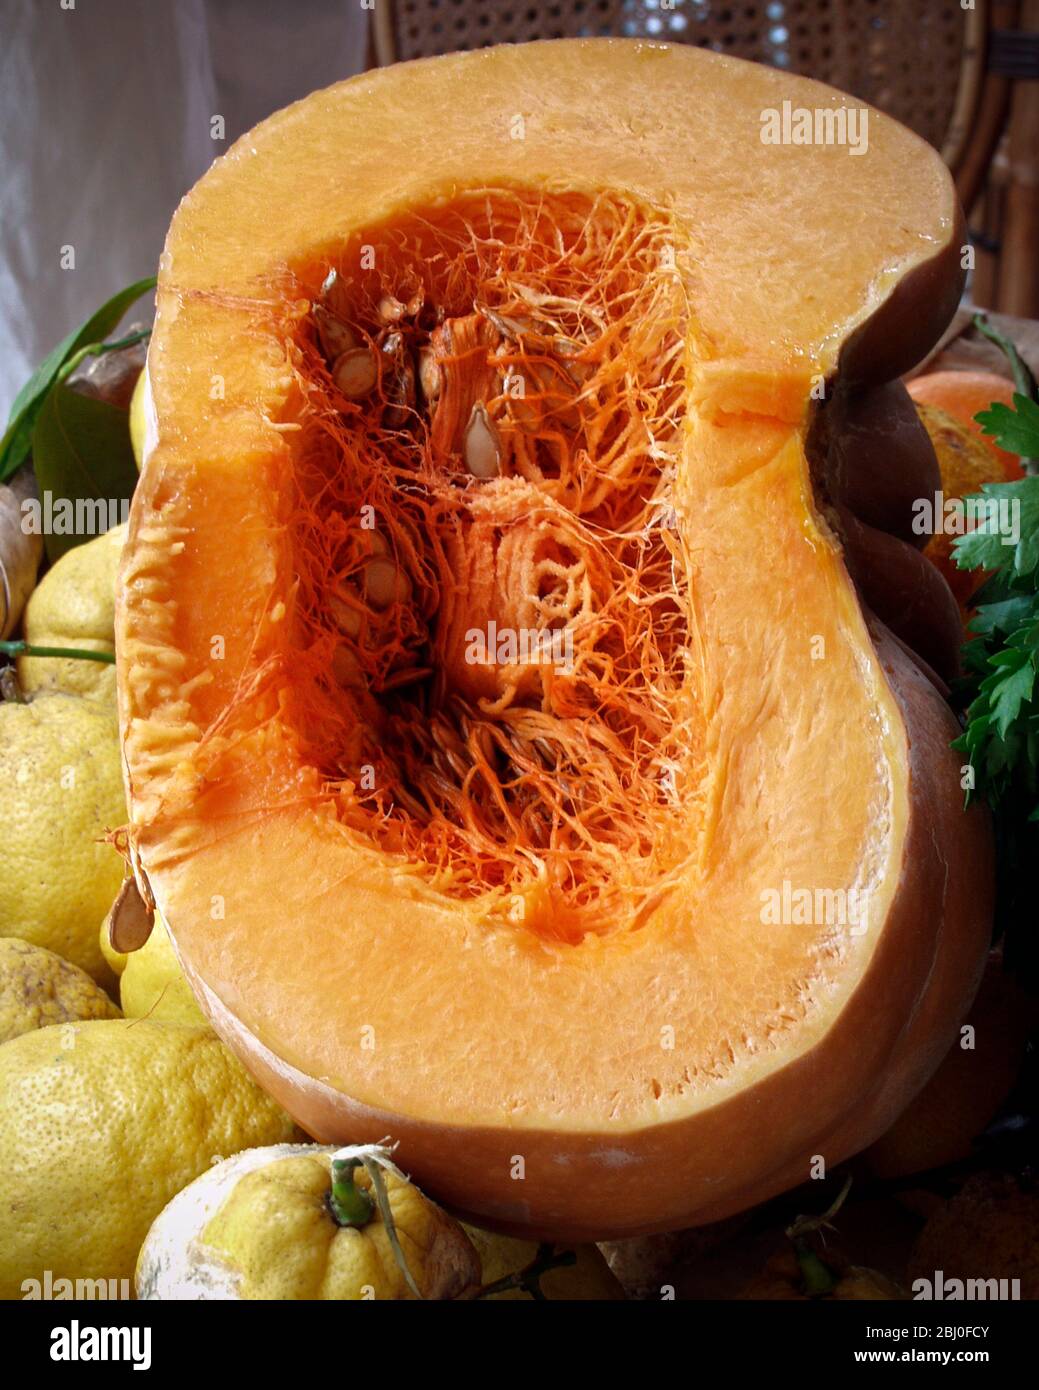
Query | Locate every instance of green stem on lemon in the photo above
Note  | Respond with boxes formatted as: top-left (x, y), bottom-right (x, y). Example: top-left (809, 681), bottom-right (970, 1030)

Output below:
top-left (328, 1156), bottom-right (374, 1228)
top-left (0, 640), bottom-right (115, 664)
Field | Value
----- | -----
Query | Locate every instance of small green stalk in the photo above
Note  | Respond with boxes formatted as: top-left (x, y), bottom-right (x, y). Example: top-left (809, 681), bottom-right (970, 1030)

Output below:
top-left (973, 312), bottom-right (1039, 404)
top-left (786, 1173), bottom-right (852, 1298)
top-left (328, 1156), bottom-right (374, 1227)
top-left (795, 1243), bottom-right (837, 1297)
top-left (972, 313), bottom-right (1039, 474)
top-left (56, 329), bottom-right (153, 390)
top-left (0, 640), bottom-right (115, 664)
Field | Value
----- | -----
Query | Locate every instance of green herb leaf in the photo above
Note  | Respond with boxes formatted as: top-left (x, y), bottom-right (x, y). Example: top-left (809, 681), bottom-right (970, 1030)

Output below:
top-left (968, 595), bottom-right (1037, 638)
top-left (974, 395), bottom-right (1039, 464)
top-left (952, 476), bottom-right (1039, 576)
top-left (0, 277), bottom-right (155, 482)
top-left (30, 384), bottom-right (138, 562)
top-left (986, 649), bottom-right (1036, 737)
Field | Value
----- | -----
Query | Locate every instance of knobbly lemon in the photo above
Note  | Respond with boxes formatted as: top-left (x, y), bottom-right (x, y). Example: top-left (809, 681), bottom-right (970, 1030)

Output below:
top-left (98, 909), bottom-right (128, 977)
top-left (0, 692), bottom-right (126, 983)
top-left (129, 369), bottom-right (147, 470)
top-left (17, 523), bottom-right (126, 702)
top-left (137, 1143), bottom-right (480, 1300)
top-left (0, 1019), bottom-right (301, 1299)
top-left (0, 937), bottom-right (119, 1043)
top-left (100, 907), bottom-right (206, 1026)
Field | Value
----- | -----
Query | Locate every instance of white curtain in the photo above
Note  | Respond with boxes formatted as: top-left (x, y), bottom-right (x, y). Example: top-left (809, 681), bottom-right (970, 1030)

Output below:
top-left (0, 0), bottom-right (370, 416)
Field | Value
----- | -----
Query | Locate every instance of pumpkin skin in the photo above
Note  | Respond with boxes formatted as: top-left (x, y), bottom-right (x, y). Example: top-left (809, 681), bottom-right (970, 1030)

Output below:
top-left (117, 39), bottom-right (992, 1241)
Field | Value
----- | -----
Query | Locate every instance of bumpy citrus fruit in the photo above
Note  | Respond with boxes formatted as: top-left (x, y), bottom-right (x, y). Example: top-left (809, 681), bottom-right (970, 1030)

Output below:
top-left (101, 908), bottom-right (206, 1026)
top-left (129, 369), bottom-right (147, 470)
top-left (0, 692), bottom-right (126, 983)
top-left (137, 1143), bottom-right (478, 1300)
top-left (0, 1019), bottom-right (300, 1298)
top-left (17, 523), bottom-right (126, 702)
top-left (0, 937), bottom-right (119, 1043)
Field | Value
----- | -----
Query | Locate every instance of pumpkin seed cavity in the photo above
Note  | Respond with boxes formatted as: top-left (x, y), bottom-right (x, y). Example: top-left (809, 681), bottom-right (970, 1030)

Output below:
top-left (287, 190), bottom-right (699, 942)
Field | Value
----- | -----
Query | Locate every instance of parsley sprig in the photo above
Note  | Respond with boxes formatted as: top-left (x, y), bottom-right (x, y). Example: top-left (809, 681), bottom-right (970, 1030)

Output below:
top-left (951, 316), bottom-right (1039, 979)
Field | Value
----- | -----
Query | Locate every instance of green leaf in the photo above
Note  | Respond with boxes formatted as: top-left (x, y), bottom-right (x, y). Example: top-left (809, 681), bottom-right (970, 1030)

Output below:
top-left (30, 383), bottom-right (138, 562)
top-left (975, 395), bottom-right (1039, 463)
top-left (953, 476), bottom-right (1039, 575)
top-left (968, 595), bottom-right (1038, 638)
top-left (0, 277), bottom-right (155, 482)
top-left (989, 654), bottom-right (1036, 738)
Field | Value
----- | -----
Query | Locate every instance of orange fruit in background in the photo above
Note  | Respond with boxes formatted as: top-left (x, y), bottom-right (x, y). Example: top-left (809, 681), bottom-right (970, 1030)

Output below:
top-left (907, 369), bottom-right (1023, 481)
top-left (912, 401), bottom-right (1005, 610)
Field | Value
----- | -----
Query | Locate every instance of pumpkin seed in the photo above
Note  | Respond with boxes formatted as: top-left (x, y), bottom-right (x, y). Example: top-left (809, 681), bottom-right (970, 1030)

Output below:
top-left (332, 644), bottom-right (366, 689)
top-left (463, 402), bottom-right (500, 478)
top-left (379, 665), bottom-right (432, 692)
top-left (382, 340), bottom-right (415, 428)
top-left (377, 294), bottom-right (405, 324)
top-left (332, 347), bottom-right (378, 399)
top-left (314, 305), bottom-right (358, 360)
top-left (328, 592), bottom-right (363, 638)
top-left (360, 528), bottom-right (389, 557)
top-left (417, 346), bottom-right (441, 404)
top-left (107, 876), bottom-right (154, 954)
top-left (476, 305), bottom-right (531, 339)
top-left (363, 556), bottom-right (410, 609)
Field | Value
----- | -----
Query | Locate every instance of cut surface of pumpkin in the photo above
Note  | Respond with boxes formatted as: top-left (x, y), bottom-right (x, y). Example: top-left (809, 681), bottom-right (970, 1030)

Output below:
top-left (118, 40), bottom-right (992, 1240)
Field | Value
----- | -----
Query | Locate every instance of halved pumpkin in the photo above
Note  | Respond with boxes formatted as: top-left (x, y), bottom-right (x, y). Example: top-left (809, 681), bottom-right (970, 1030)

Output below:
top-left (117, 39), bottom-right (992, 1241)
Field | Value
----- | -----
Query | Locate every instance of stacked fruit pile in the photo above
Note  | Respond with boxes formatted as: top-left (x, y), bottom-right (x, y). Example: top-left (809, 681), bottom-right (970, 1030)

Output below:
top-left (1, 40), bottom-right (1037, 1302)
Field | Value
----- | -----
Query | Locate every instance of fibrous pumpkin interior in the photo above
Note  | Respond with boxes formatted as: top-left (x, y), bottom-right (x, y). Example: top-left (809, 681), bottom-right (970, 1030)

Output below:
top-left (119, 39), bottom-right (991, 1240)
top-left (286, 190), bottom-right (697, 943)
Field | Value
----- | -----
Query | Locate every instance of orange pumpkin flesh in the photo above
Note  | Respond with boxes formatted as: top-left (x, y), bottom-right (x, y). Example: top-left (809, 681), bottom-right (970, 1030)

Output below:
top-left (118, 40), bottom-right (992, 1240)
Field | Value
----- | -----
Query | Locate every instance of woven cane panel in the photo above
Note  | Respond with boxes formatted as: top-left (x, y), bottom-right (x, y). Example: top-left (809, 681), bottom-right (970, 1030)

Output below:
top-left (388, 0), bottom-right (967, 151)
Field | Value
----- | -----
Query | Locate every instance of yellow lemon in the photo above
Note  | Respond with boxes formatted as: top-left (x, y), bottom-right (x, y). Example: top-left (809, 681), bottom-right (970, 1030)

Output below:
top-left (0, 937), bottom-right (119, 1043)
top-left (129, 369), bottom-right (147, 470)
top-left (103, 908), bottom-right (207, 1026)
top-left (137, 1142), bottom-right (479, 1300)
top-left (0, 692), bottom-right (126, 984)
top-left (0, 1019), bottom-right (301, 1298)
top-left (98, 910), bottom-right (128, 978)
top-left (17, 523), bottom-right (126, 702)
